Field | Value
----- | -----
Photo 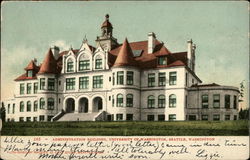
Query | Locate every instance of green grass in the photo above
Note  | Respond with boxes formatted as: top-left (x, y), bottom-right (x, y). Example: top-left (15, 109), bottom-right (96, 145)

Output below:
top-left (1, 120), bottom-right (248, 136)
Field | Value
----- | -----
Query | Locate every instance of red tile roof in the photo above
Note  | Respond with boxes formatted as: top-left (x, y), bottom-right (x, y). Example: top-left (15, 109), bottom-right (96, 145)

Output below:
top-left (15, 73), bottom-right (37, 81)
top-left (38, 49), bottom-right (58, 74)
top-left (24, 60), bottom-right (39, 71)
top-left (113, 38), bottom-right (138, 67)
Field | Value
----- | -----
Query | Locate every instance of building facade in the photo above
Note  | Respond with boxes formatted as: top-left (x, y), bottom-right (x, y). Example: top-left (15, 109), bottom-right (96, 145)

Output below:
top-left (4, 15), bottom-right (239, 122)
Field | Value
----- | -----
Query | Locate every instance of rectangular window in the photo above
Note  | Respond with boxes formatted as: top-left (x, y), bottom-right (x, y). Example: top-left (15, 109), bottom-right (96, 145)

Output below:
top-left (19, 117), bottom-right (24, 122)
top-left (34, 83), bottom-right (38, 94)
top-left (40, 78), bottom-right (45, 90)
top-left (158, 57), bottom-right (167, 65)
top-left (225, 115), bottom-right (230, 120)
top-left (48, 100), bottom-right (54, 110)
top-left (202, 95), bottom-right (209, 108)
top-left (20, 83), bottom-right (25, 95)
top-left (33, 117), bottom-right (37, 122)
top-left (225, 95), bottom-right (230, 109)
top-left (26, 117), bottom-right (31, 122)
top-left (158, 72), bottom-right (166, 86)
top-left (169, 72), bottom-right (177, 85)
top-left (48, 78), bottom-right (55, 91)
top-left (79, 77), bottom-right (89, 89)
top-left (213, 114), bottom-right (220, 121)
top-left (169, 114), bottom-right (176, 121)
top-left (213, 94), bottom-right (220, 108)
top-left (7, 104), bottom-right (10, 114)
top-left (112, 95), bottom-right (114, 107)
top-left (148, 73), bottom-right (155, 87)
top-left (126, 114), bottom-right (133, 121)
top-left (116, 114), bottom-right (123, 121)
top-left (48, 115), bottom-right (54, 121)
top-left (185, 73), bottom-right (188, 86)
top-left (234, 115), bottom-right (237, 120)
top-left (147, 115), bottom-right (154, 121)
top-left (12, 104), bottom-right (15, 114)
top-left (27, 83), bottom-right (32, 94)
top-left (233, 95), bottom-right (237, 109)
top-left (79, 60), bottom-right (90, 71)
top-left (27, 70), bottom-right (33, 77)
top-left (127, 71), bottom-right (134, 85)
top-left (201, 115), bottom-right (208, 121)
top-left (93, 76), bottom-right (103, 88)
top-left (117, 71), bottom-right (124, 85)
top-left (95, 59), bottom-right (102, 69)
top-left (66, 78), bottom-right (75, 90)
top-left (112, 73), bottom-right (115, 85)
top-left (67, 61), bottom-right (74, 72)
top-left (188, 115), bottom-right (196, 121)
top-left (158, 115), bottom-right (165, 121)
top-left (39, 115), bottom-right (45, 121)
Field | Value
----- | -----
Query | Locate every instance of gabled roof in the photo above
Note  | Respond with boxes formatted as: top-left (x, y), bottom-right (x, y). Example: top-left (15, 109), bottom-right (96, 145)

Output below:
top-left (24, 60), bottom-right (39, 71)
top-left (113, 38), bottom-right (137, 67)
top-left (154, 45), bottom-right (171, 56)
top-left (38, 49), bottom-right (58, 74)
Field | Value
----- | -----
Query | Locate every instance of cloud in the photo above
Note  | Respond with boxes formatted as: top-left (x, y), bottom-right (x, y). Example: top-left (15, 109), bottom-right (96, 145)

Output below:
top-left (50, 40), bottom-right (70, 51)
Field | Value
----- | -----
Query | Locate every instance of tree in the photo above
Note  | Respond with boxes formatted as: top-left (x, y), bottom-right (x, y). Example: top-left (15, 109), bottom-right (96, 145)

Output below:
top-left (0, 102), bottom-right (6, 122)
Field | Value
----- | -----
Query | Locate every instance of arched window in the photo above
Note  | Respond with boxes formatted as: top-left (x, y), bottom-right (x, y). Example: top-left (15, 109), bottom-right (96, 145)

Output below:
top-left (20, 101), bottom-right (24, 112)
top-left (117, 94), bottom-right (123, 107)
top-left (169, 94), bottom-right (176, 108)
top-left (40, 98), bottom-right (45, 109)
top-left (67, 58), bottom-right (74, 72)
top-left (95, 55), bottom-right (102, 69)
top-left (158, 95), bottom-right (165, 108)
top-left (34, 101), bottom-right (38, 112)
top-left (27, 101), bottom-right (31, 112)
top-left (126, 94), bottom-right (133, 107)
top-left (148, 95), bottom-right (155, 108)
top-left (48, 98), bottom-right (54, 110)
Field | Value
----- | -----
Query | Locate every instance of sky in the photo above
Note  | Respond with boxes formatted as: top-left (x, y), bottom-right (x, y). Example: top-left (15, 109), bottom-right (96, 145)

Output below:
top-left (1, 1), bottom-right (249, 108)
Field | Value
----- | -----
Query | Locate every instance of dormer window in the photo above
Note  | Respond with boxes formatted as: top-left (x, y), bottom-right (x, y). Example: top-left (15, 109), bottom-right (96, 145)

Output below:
top-left (95, 59), bottom-right (102, 69)
top-left (27, 70), bottom-right (33, 77)
top-left (67, 59), bottom-right (74, 72)
top-left (79, 60), bottom-right (90, 71)
top-left (158, 56), bottom-right (167, 65)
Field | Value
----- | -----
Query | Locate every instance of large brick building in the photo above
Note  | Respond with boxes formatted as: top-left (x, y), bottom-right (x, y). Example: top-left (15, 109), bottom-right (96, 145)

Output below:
top-left (4, 14), bottom-right (239, 122)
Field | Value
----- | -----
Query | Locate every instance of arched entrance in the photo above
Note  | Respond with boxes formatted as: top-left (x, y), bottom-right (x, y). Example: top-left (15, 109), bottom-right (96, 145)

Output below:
top-left (79, 97), bottom-right (88, 113)
top-left (66, 98), bottom-right (75, 113)
top-left (93, 97), bottom-right (103, 112)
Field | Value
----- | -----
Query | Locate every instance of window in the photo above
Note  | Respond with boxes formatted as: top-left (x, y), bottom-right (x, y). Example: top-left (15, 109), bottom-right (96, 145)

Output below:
top-left (117, 94), bottom-right (123, 107)
top-left (158, 95), bottom-right (165, 108)
top-left (79, 60), bottom-right (90, 71)
top-left (48, 98), bottom-right (54, 110)
top-left (66, 78), bottom-right (75, 90)
top-left (233, 95), bottom-right (237, 109)
top-left (20, 101), bottom-right (24, 112)
top-left (169, 72), bottom-right (177, 85)
top-left (27, 101), bottom-right (31, 112)
top-left (27, 83), bottom-right (32, 94)
top-left (169, 94), bottom-right (176, 108)
top-left (48, 78), bottom-right (55, 91)
top-left (34, 83), bottom-right (38, 93)
top-left (202, 94), bottom-right (209, 108)
top-left (213, 94), bottom-right (220, 108)
top-left (148, 73), bottom-right (155, 87)
top-left (19, 117), bottom-right (24, 122)
top-left (158, 72), bottom-right (166, 86)
top-left (116, 114), bottom-right (123, 121)
top-left (117, 71), bottom-right (124, 85)
top-left (158, 57), bottom-right (167, 65)
top-left (67, 60), bottom-right (74, 72)
top-left (169, 114), bottom-right (176, 121)
top-left (93, 76), bottom-right (103, 88)
top-left (27, 70), bottom-right (33, 77)
top-left (20, 83), bottom-right (25, 95)
top-left (127, 71), bottom-right (134, 85)
top-left (12, 104), bottom-right (15, 114)
top-left (147, 95), bottom-right (155, 108)
top-left (188, 115), bottom-right (196, 121)
top-left (7, 104), bottom-right (10, 114)
top-left (158, 115), bottom-right (165, 121)
top-left (34, 101), bottom-right (38, 112)
top-left (79, 77), bottom-right (89, 89)
top-left (26, 117), bottom-right (31, 122)
top-left (213, 114), bottom-right (220, 121)
top-left (39, 115), bottom-right (45, 121)
top-left (185, 73), bottom-right (188, 86)
top-left (40, 78), bottom-right (45, 90)
top-left (48, 115), bottom-right (54, 121)
top-left (234, 115), bottom-right (237, 120)
top-left (225, 115), bottom-right (230, 120)
top-left (40, 98), bottom-right (45, 109)
top-left (147, 115), bottom-right (154, 121)
top-left (112, 73), bottom-right (115, 85)
top-left (201, 115), bottom-right (208, 121)
top-left (126, 114), bottom-right (133, 121)
top-left (225, 95), bottom-right (230, 109)
top-left (33, 117), bottom-right (37, 122)
top-left (126, 94), bottom-right (133, 107)
top-left (95, 59), bottom-right (102, 69)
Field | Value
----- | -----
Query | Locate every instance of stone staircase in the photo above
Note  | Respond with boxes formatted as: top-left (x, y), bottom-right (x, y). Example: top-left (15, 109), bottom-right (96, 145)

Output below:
top-left (57, 112), bottom-right (105, 121)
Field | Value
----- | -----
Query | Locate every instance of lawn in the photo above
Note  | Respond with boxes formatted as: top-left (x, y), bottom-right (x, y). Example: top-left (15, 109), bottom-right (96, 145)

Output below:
top-left (1, 120), bottom-right (248, 136)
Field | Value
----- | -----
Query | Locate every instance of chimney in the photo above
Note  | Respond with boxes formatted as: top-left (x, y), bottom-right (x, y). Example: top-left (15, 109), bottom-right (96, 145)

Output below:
top-left (187, 39), bottom-right (196, 71)
top-left (51, 46), bottom-right (60, 60)
top-left (148, 32), bottom-right (156, 54)
top-left (33, 58), bottom-right (38, 65)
